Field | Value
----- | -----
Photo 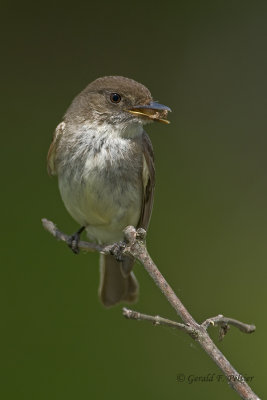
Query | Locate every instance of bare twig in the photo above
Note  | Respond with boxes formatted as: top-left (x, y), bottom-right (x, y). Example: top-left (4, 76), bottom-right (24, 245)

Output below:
top-left (42, 218), bottom-right (260, 400)
top-left (122, 307), bottom-right (198, 337)
top-left (202, 315), bottom-right (255, 342)
top-left (122, 308), bottom-right (256, 341)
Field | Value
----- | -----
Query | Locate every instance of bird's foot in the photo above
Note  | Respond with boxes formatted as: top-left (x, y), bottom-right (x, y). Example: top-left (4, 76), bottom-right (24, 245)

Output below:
top-left (67, 226), bottom-right (85, 255)
top-left (110, 241), bottom-right (126, 262)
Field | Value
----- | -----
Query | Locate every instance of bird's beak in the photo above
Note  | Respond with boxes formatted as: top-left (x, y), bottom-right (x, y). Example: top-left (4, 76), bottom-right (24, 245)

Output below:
top-left (127, 101), bottom-right (171, 124)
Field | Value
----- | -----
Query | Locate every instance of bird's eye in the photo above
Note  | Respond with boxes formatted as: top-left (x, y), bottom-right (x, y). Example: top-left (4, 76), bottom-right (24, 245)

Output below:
top-left (110, 93), bottom-right (121, 103)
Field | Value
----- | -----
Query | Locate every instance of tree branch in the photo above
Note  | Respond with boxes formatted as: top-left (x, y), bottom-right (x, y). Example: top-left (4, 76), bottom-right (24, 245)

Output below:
top-left (42, 218), bottom-right (260, 400)
top-left (202, 314), bottom-right (255, 340)
top-left (122, 308), bottom-right (255, 340)
top-left (42, 218), bottom-right (113, 253)
top-left (122, 307), bottom-right (198, 337)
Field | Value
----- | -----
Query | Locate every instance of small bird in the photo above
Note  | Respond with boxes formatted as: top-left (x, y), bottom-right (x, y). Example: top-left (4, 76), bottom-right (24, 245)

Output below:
top-left (47, 76), bottom-right (170, 307)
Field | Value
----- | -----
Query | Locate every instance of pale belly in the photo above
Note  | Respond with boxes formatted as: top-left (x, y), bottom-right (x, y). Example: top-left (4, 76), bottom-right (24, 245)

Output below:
top-left (58, 151), bottom-right (143, 244)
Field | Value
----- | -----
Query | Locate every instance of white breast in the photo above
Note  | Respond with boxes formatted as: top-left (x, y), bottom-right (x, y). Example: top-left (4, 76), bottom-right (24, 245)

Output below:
top-left (57, 122), bottom-right (144, 243)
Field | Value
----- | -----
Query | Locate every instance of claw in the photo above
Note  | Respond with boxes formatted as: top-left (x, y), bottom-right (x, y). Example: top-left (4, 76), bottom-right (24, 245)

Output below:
top-left (67, 226), bottom-right (85, 254)
top-left (110, 241), bottom-right (126, 262)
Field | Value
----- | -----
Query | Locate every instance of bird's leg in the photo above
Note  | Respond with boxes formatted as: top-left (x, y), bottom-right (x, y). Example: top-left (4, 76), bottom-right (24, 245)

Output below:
top-left (67, 226), bottom-right (85, 254)
top-left (110, 241), bottom-right (126, 262)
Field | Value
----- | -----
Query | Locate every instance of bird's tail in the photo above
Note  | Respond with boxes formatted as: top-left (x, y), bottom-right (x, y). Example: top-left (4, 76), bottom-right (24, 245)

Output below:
top-left (99, 254), bottom-right (139, 307)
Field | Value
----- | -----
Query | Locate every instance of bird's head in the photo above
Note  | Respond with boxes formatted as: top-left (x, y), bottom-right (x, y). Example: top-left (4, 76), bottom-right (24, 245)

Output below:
top-left (64, 76), bottom-right (171, 132)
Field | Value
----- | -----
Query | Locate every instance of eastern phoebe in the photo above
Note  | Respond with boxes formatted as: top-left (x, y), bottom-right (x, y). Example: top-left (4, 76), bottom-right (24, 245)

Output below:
top-left (47, 76), bottom-right (170, 307)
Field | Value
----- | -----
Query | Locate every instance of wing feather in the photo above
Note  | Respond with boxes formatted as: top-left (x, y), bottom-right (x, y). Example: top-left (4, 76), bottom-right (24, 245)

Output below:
top-left (138, 131), bottom-right (155, 230)
top-left (47, 121), bottom-right (65, 176)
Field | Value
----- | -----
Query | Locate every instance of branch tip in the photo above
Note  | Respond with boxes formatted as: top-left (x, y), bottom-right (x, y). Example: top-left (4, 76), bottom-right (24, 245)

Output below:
top-left (136, 228), bottom-right (147, 241)
top-left (123, 226), bottom-right (137, 245)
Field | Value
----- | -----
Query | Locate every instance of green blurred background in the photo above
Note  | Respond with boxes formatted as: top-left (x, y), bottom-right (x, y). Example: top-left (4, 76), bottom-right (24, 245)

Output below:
top-left (2, 1), bottom-right (266, 398)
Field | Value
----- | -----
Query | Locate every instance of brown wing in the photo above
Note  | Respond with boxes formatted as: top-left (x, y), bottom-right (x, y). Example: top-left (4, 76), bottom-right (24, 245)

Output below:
top-left (121, 131), bottom-right (154, 277)
top-left (47, 121), bottom-right (65, 176)
top-left (137, 131), bottom-right (155, 230)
